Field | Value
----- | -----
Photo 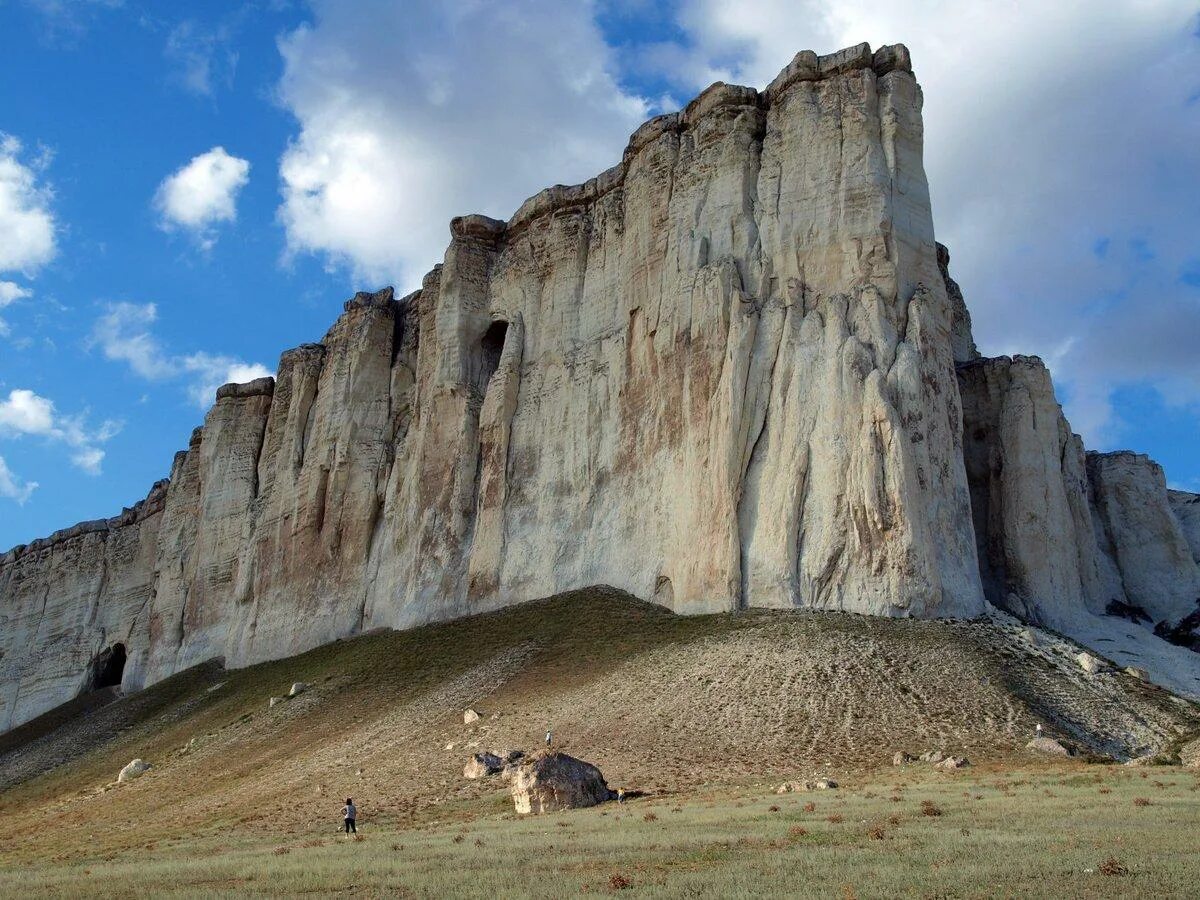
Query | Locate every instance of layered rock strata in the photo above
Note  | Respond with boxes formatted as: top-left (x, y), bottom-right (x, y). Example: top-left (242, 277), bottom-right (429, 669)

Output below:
top-left (3, 43), bottom-right (1199, 731)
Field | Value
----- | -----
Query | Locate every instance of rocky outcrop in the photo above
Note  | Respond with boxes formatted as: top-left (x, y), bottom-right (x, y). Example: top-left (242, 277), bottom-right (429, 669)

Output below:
top-left (2, 42), bottom-right (1198, 732)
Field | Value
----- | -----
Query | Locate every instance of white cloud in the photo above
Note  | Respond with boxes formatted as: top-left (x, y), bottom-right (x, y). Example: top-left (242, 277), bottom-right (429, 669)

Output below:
top-left (155, 146), bottom-right (250, 248)
top-left (0, 454), bottom-right (37, 505)
top-left (21, 0), bottom-right (123, 45)
top-left (0, 134), bottom-right (57, 274)
top-left (0, 389), bottom-right (55, 433)
top-left (89, 302), bottom-right (272, 407)
top-left (0, 281), bottom-right (31, 307)
top-left (275, 0), bottom-right (651, 289)
top-left (89, 302), bottom-right (176, 379)
top-left (164, 19), bottom-right (238, 97)
top-left (635, 1), bottom-right (1200, 449)
top-left (0, 388), bottom-right (119, 475)
top-left (0, 281), bottom-right (33, 341)
top-left (180, 354), bottom-right (272, 408)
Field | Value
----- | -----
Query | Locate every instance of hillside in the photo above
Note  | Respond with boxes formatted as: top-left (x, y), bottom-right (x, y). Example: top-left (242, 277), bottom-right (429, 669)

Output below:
top-left (2, 592), bottom-right (1197, 876)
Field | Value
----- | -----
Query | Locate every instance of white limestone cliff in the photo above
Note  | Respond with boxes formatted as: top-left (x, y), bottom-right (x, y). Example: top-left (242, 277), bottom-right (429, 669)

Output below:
top-left (3, 43), bottom-right (1198, 732)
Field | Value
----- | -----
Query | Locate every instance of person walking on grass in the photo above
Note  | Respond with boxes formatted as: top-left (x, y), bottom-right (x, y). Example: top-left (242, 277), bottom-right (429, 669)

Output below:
top-left (342, 798), bottom-right (357, 834)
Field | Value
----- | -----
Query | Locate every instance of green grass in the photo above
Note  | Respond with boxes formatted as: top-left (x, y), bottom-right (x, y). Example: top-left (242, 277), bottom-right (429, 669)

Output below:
top-left (2, 766), bottom-right (1197, 898)
top-left (3, 590), bottom-right (1199, 897)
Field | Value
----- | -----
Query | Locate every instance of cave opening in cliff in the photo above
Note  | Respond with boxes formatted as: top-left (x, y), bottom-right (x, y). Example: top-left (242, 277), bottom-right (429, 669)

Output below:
top-left (91, 643), bottom-right (126, 690)
top-left (478, 320), bottom-right (509, 391)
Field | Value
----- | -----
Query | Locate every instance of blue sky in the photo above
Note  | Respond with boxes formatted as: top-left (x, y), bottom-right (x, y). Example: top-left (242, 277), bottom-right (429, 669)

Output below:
top-left (1, 0), bottom-right (1198, 549)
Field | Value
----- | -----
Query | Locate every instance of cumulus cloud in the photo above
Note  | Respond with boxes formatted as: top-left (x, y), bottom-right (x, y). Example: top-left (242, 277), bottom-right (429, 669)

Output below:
top-left (625, 0), bottom-right (1200, 449)
top-left (178, 354), bottom-right (272, 408)
top-left (276, 0), bottom-right (651, 288)
top-left (0, 388), bottom-right (119, 475)
top-left (0, 134), bottom-right (57, 274)
top-left (89, 301), bottom-right (271, 407)
top-left (0, 454), bottom-right (37, 505)
top-left (155, 146), bottom-right (250, 248)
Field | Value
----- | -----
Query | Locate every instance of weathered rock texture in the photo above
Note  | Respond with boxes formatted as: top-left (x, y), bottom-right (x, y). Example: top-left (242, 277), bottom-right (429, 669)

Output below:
top-left (3, 43), bottom-right (1199, 732)
top-left (510, 751), bottom-right (614, 814)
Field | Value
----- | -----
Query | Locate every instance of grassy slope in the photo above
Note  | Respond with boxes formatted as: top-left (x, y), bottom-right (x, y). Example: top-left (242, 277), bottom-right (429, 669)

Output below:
top-left (1, 590), bottom-right (1198, 896)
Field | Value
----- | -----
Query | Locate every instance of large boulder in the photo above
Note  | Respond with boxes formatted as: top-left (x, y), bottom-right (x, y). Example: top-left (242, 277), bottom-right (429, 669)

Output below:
top-left (288, 682), bottom-right (309, 697)
top-left (463, 708), bottom-right (481, 724)
top-left (118, 759), bottom-right (151, 782)
top-left (1027, 736), bottom-right (1073, 757)
top-left (463, 752), bottom-right (504, 780)
top-left (510, 751), bottom-right (614, 814)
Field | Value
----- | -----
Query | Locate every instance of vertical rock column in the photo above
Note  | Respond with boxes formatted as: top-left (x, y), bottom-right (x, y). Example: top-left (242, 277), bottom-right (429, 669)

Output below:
top-left (146, 379), bottom-right (273, 681)
top-left (957, 355), bottom-right (1117, 626)
top-left (402, 215), bottom-right (507, 619)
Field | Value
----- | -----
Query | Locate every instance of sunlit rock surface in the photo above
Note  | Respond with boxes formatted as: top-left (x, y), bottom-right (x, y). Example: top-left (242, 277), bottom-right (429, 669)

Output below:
top-left (4, 43), bottom-right (1198, 731)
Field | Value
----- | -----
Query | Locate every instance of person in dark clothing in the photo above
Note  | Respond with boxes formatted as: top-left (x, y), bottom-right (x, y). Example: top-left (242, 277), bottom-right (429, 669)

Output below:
top-left (342, 798), bottom-right (357, 833)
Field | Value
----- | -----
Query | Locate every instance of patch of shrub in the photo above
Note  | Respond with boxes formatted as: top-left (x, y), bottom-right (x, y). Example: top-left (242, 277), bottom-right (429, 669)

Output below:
top-left (643, 812), bottom-right (658, 822)
top-left (803, 802), bottom-right (816, 813)
top-left (920, 800), bottom-right (943, 817)
top-left (866, 824), bottom-right (886, 840)
top-left (1132, 797), bottom-right (1151, 807)
top-left (609, 873), bottom-right (632, 891)
top-left (827, 814), bottom-right (844, 824)
top-left (768, 805), bottom-right (780, 813)
top-left (1099, 856), bottom-right (1128, 877)
top-left (789, 825), bottom-right (808, 838)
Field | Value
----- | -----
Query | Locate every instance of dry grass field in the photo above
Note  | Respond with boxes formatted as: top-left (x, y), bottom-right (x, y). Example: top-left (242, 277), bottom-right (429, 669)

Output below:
top-left (1, 591), bottom-right (1198, 897)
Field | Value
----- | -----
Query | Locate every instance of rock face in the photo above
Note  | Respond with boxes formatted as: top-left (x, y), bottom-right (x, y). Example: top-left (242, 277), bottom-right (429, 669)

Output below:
top-left (2, 42), bottom-right (1199, 733)
top-left (510, 751), bottom-right (614, 814)
top-left (957, 357), bottom-right (1200, 642)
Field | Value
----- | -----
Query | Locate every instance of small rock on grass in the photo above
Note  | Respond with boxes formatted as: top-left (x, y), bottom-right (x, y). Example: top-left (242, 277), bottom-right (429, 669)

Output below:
top-left (118, 759), bottom-right (151, 782)
top-left (935, 756), bottom-right (970, 771)
top-left (776, 778), bottom-right (838, 793)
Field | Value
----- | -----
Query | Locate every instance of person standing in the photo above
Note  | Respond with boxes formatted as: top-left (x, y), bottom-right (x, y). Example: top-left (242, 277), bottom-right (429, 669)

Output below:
top-left (545, 729), bottom-right (553, 748)
top-left (342, 798), bottom-right (357, 834)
